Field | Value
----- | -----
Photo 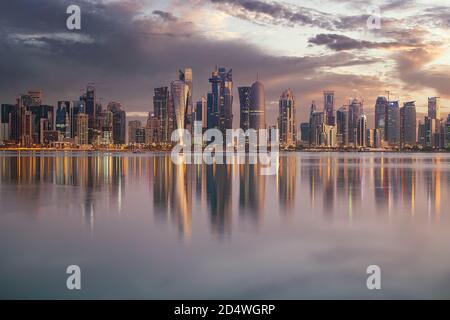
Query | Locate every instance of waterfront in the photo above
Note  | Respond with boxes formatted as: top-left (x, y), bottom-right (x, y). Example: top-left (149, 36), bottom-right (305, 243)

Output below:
top-left (1, 151), bottom-right (450, 299)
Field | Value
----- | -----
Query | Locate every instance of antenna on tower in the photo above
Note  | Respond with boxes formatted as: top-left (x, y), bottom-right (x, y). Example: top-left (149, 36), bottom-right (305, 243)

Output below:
top-left (385, 90), bottom-right (391, 101)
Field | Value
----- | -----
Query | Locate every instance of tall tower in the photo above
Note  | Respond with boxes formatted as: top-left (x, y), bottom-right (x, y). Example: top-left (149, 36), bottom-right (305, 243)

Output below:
top-left (180, 68), bottom-right (193, 131)
top-left (249, 80), bottom-right (266, 130)
top-left (356, 114), bottom-right (367, 147)
top-left (324, 91), bottom-right (335, 126)
top-left (278, 89), bottom-right (296, 147)
top-left (348, 98), bottom-right (363, 145)
top-left (400, 101), bottom-right (417, 146)
top-left (385, 101), bottom-right (400, 146)
top-left (170, 80), bottom-right (189, 144)
top-left (428, 97), bottom-right (440, 120)
top-left (238, 86), bottom-right (251, 131)
top-left (336, 106), bottom-right (348, 146)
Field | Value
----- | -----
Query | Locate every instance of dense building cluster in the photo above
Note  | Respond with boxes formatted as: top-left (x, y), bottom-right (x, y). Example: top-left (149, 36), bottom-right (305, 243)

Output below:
top-left (1, 67), bottom-right (449, 151)
top-left (299, 93), bottom-right (450, 150)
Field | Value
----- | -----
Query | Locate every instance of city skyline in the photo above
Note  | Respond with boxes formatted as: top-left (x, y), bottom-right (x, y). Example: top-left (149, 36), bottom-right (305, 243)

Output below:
top-left (1, 0), bottom-right (450, 125)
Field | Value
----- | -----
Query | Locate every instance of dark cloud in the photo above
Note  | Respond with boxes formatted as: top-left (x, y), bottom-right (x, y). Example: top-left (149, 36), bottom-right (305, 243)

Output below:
top-left (308, 33), bottom-right (416, 51)
top-left (0, 0), bottom-right (386, 124)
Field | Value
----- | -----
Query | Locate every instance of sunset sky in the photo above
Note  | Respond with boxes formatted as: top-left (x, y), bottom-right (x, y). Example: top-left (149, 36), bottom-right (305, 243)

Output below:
top-left (1, 0), bottom-right (450, 124)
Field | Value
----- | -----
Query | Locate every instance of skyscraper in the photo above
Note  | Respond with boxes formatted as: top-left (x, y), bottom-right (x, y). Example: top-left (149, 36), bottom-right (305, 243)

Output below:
top-left (238, 86), bottom-right (251, 131)
top-left (336, 106), bottom-right (348, 146)
top-left (348, 98), bottom-right (363, 145)
top-left (0, 104), bottom-right (14, 143)
top-left (179, 68), bottom-right (193, 132)
top-left (195, 97), bottom-right (207, 130)
top-left (300, 123), bottom-right (310, 144)
top-left (107, 102), bottom-right (126, 145)
top-left (356, 114), bottom-right (367, 147)
top-left (375, 96), bottom-right (388, 145)
top-left (56, 101), bottom-right (72, 139)
top-left (324, 91), bottom-right (335, 126)
top-left (128, 120), bottom-right (142, 144)
top-left (153, 87), bottom-right (171, 142)
top-left (76, 113), bottom-right (88, 146)
top-left (400, 101), bottom-right (417, 146)
top-left (170, 80), bottom-right (189, 143)
top-left (207, 67), bottom-right (233, 133)
top-left (428, 97), bottom-right (440, 120)
top-left (278, 89), bottom-right (296, 147)
top-left (385, 101), bottom-right (400, 146)
top-left (81, 85), bottom-right (96, 143)
top-left (310, 111), bottom-right (325, 146)
top-left (249, 80), bottom-right (266, 130)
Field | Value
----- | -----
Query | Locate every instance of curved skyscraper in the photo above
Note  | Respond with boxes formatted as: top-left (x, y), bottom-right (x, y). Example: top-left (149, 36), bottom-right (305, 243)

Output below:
top-left (170, 80), bottom-right (189, 144)
top-left (249, 81), bottom-right (266, 130)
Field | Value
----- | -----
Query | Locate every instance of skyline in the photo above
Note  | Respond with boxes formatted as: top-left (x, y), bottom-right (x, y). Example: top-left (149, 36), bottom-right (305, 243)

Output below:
top-left (1, 0), bottom-right (450, 125)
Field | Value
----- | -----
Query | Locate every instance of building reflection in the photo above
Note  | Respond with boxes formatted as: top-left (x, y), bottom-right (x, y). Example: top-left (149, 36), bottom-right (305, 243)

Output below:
top-left (239, 162), bottom-right (266, 223)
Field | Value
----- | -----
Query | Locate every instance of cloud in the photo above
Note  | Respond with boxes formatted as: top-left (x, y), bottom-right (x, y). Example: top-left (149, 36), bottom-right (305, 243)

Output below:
top-left (308, 33), bottom-right (416, 51)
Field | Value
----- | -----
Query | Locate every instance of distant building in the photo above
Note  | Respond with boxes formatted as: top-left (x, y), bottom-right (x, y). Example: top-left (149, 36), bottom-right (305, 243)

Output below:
top-left (153, 87), bottom-right (172, 143)
top-left (336, 106), bottom-right (348, 146)
top-left (56, 101), bottom-right (72, 139)
top-left (278, 89), bottom-right (296, 147)
top-left (356, 114), bottom-right (367, 147)
top-left (375, 96), bottom-right (388, 146)
top-left (107, 102), bottom-right (126, 145)
top-left (238, 86), bottom-right (251, 131)
top-left (445, 116), bottom-right (450, 148)
top-left (310, 111), bottom-right (325, 146)
top-left (348, 98), bottom-right (363, 146)
top-left (195, 96), bottom-right (207, 130)
top-left (76, 113), bottom-right (89, 146)
top-left (400, 101), bottom-right (417, 146)
top-left (366, 129), bottom-right (375, 148)
top-left (385, 101), bottom-right (400, 146)
top-left (207, 67), bottom-right (233, 133)
top-left (428, 97), bottom-right (440, 120)
top-left (324, 91), bottom-right (335, 126)
top-left (170, 80), bottom-right (189, 140)
top-left (146, 113), bottom-right (161, 145)
top-left (300, 123), bottom-right (310, 144)
top-left (0, 104), bottom-right (15, 143)
top-left (128, 120), bottom-right (142, 144)
top-left (249, 81), bottom-right (266, 131)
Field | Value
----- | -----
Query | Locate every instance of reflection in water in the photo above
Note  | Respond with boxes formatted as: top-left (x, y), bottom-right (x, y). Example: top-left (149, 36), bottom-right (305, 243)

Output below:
top-left (1, 152), bottom-right (450, 238)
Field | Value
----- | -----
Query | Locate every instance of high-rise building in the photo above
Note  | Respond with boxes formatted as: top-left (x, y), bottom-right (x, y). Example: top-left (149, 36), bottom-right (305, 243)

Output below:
top-left (324, 91), bottom-right (335, 126)
top-left (153, 87), bottom-right (172, 142)
top-left (356, 114), bottom-right (367, 147)
top-left (300, 123), bottom-right (310, 144)
top-left (249, 80), bottom-right (266, 130)
top-left (238, 86), bottom-right (251, 131)
top-left (107, 102), bottom-right (126, 145)
top-left (0, 104), bottom-right (14, 143)
top-left (195, 97), bottom-right (207, 130)
top-left (278, 89), bottom-right (296, 147)
top-left (445, 115), bottom-right (450, 148)
top-left (170, 80), bottom-right (189, 143)
top-left (207, 67), bottom-right (233, 133)
top-left (348, 98), bottom-right (363, 145)
top-left (428, 97), bottom-right (440, 120)
top-left (80, 85), bottom-right (96, 143)
top-left (310, 111), bottom-right (325, 146)
top-left (418, 120), bottom-right (426, 146)
top-left (400, 101), bottom-right (417, 146)
top-left (128, 120), bottom-right (142, 144)
top-left (76, 113), bottom-right (89, 146)
top-left (375, 96), bottom-right (388, 145)
top-left (56, 101), bottom-right (72, 139)
top-left (385, 101), bottom-right (400, 146)
top-left (424, 116), bottom-right (436, 147)
top-left (336, 106), bottom-right (348, 146)
top-left (146, 113), bottom-right (161, 145)
top-left (179, 69), bottom-right (193, 133)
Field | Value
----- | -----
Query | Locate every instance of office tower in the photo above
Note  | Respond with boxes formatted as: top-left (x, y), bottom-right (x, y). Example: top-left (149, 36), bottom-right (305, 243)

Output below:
top-left (356, 114), bottom-right (367, 147)
top-left (146, 113), bottom-right (161, 145)
top-left (424, 117), bottom-right (436, 147)
top-left (99, 110), bottom-right (113, 145)
top-left (21, 110), bottom-right (33, 147)
top-left (375, 96), bottom-right (388, 145)
top-left (9, 100), bottom-right (21, 144)
top-left (170, 80), bottom-right (189, 144)
top-left (27, 104), bottom-right (54, 145)
top-left (207, 67), bottom-right (233, 132)
top-left (310, 111), bottom-right (325, 146)
top-left (0, 104), bottom-right (15, 143)
top-left (207, 68), bottom-right (221, 129)
top-left (179, 68), bottom-right (193, 132)
top-left (219, 68), bottom-right (233, 131)
top-left (76, 113), bottom-right (89, 146)
top-left (348, 98), bottom-right (363, 145)
top-left (56, 101), bottom-right (72, 139)
top-left (278, 89), bottom-right (296, 147)
top-left (128, 120), bottom-right (142, 144)
top-left (70, 101), bottom-right (84, 140)
top-left (249, 80), bottom-right (266, 130)
top-left (418, 120), bottom-right (426, 145)
top-left (80, 85), bottom-right (96, 143)
top-left (445, 116), bottom-right (450, 148)
top-left (428, 97), bottom-right (440, 120)
top-left (400, 101), bottom-right (417, 146)
top-left (336, 106), bottom-right (348, 146)
top-left (366, 129), bottom-right (375, 148)
top-left (107, 102), bottom-right (126, 145)
top-left (195, 97), bottom-right (207, 130)
top-left (238, 86), bottom-right (251, 131)
top-left (385, 101), bottom-right (400, 146)
top-left (153, 87), bottom-right (172, 142)
top-left (300, 123), bottom-right (310, 144)
top-left (324, 91), bottom-right (335, 126)
top-left (318, 124), bottom-right (336, 147)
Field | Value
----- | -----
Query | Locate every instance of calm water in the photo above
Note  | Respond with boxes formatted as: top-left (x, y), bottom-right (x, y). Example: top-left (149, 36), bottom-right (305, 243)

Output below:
top-left (1, 151), bottom-right (450, 299)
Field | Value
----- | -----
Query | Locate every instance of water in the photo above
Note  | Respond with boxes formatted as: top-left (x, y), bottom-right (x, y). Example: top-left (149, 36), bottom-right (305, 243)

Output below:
top-left (1, 151), bottom-right (450, 299)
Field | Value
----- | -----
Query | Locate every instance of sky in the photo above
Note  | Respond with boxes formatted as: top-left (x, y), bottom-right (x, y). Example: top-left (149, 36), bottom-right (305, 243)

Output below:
top-left (1, 0), bottom-right (450, 125)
